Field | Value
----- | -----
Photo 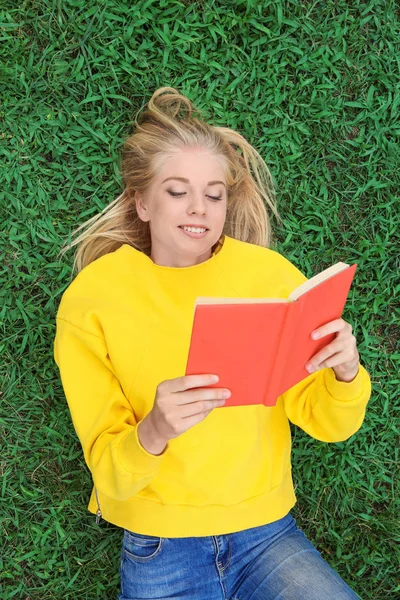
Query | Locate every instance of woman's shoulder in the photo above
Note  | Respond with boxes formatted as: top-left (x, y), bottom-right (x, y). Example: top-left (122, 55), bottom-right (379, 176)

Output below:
top-left (55, 245), bottom-right (130, 322)
top-left (226, 236), bottom-right (308, 294)
top-left (228, 236), bottom-right (303, 272)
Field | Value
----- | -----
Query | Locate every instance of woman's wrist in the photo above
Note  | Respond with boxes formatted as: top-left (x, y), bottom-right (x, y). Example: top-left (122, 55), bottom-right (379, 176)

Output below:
top-left (137, 415), bottom-right (168, 456)
top-left (334, 365), bottom-right (359, 383)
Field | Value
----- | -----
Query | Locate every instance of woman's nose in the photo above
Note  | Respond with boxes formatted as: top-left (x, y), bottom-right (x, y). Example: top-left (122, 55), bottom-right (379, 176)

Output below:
top-left (188, 194), bottom-right (207, 214)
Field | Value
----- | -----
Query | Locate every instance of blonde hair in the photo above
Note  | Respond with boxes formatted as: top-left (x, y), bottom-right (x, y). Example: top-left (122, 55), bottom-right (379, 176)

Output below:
top-left (58, 86), bottom-right (283, 276)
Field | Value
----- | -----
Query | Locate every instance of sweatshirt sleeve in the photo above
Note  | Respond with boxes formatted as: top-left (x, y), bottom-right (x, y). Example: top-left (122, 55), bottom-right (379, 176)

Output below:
top-left (53, 316), bottom-right (168, 501)
top-left (281, 363), bottom-right (372, 442)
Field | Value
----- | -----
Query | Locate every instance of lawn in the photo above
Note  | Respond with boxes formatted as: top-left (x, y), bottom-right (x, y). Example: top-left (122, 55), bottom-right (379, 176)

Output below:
top-left (1, 0), bottom-right (399, 598)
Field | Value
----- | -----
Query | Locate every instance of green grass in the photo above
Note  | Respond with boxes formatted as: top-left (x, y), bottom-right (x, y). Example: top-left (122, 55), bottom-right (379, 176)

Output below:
top-left (1, 0), bottom-right (399, 598)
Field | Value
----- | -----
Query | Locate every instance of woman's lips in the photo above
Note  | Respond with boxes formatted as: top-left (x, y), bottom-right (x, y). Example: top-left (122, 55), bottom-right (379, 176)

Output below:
top-left (178, 226), bottom-right (208, 239)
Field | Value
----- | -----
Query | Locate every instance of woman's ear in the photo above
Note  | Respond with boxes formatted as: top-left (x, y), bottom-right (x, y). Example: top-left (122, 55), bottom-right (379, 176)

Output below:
top-left (135, 191), bottom-right (150, 222)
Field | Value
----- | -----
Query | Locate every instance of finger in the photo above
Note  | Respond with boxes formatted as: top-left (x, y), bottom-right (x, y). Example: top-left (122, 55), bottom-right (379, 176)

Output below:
top-left (317, 352), bottom-right (352, 370)
top-left (175, 387), bottom-right (231, 406)
top-left (311, 318), bottom-right (348, 340)
top-left (180, 410), bottom-right (213, 429)
top-left (166, 374), bottom-right (219, 393)
top-left (180, 398), bottom-right (226, 418)
top-left (315, 332), bottom-right (357, 366)
top-left (306, 340), bottom-right (344, 370)
top-left (308, 346), bottom-right (358, 371)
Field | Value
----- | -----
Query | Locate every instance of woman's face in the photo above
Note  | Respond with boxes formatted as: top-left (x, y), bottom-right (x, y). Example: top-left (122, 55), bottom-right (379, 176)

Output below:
top-left (135, 147), bottom-right (227, 267)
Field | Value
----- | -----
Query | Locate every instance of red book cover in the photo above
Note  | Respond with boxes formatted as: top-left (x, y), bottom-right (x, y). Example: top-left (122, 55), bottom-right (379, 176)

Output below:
top-left (185, 262), bottom-right (357, 407)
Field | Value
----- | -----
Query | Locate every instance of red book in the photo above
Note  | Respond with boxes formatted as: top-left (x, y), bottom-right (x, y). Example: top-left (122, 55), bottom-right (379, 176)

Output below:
top-left (185, 262), bottom-right (357, 407)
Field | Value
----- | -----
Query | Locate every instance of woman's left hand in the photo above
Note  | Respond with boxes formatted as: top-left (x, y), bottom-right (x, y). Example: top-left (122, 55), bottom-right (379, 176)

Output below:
top-left (305, 318), bottom-right (360, 383)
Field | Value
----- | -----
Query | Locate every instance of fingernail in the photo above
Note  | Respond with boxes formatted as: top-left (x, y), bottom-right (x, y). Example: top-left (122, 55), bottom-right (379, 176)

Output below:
top-left (312, 331), bottom-right (320, 339)
top-left (223, 390), bottom-right (231, 398)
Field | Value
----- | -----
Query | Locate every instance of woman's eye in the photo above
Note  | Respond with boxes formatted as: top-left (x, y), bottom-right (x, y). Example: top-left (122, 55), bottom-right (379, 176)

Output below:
top-left (167, 191), bottom-right (222, 201)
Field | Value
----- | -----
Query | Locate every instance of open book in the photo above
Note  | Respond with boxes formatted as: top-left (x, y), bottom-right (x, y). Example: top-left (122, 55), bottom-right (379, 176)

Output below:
top-left (185, 262), bottom-right (357, 407)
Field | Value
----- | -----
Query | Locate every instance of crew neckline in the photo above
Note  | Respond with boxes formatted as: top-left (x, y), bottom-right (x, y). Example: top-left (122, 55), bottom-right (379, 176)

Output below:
top-left (121, 234), bottom-right (230, 272)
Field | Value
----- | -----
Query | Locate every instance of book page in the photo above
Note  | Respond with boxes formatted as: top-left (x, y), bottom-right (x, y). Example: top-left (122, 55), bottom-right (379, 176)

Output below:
top-left (194, 262), bottom-right (350, 306)
top-left (288, 262), bottom-right (349, 301)
top-left (195, 297), bottom-right (288, 305)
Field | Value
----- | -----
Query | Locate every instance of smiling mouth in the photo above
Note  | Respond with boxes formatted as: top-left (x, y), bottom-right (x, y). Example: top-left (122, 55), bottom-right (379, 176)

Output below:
top-left (178, 226), bottom-right (209, 232)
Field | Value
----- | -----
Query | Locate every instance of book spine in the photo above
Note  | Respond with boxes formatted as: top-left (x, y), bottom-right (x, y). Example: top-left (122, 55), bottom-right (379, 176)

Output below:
top-left (263, 300), bottom-right (301, 406)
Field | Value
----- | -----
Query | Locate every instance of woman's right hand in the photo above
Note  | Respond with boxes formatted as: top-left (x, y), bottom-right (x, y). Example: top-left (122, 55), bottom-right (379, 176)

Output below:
top-left (137, 374), bottom-right (231, 454)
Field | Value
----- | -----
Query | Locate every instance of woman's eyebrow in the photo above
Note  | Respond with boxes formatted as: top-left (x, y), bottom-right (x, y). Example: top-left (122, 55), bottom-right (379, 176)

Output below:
top-left (162, 177), bottom-right (226, 187)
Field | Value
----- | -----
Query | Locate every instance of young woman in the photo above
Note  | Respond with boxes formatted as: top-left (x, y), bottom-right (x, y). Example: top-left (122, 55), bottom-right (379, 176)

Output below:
top-left (53, 87), bottom-right (371, 599)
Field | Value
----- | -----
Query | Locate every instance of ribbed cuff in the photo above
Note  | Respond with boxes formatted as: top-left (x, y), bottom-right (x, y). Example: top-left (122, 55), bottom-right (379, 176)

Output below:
top-left (117, 425), bottom-right (167, 474)
top-left (323, 364), bottom-right (366, 401)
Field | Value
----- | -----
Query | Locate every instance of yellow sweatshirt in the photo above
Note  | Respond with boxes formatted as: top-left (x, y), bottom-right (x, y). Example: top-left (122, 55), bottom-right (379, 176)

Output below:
top-left (53, 234), bottom-right (372, 537)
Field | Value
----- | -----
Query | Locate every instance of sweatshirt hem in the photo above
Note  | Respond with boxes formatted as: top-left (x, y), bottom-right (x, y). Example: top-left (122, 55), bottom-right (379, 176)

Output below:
top-left (87, 470), bottom-right (297, 537)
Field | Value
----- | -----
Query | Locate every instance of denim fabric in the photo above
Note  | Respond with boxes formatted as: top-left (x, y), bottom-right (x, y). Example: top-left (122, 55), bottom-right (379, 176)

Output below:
top-left (118, 512), bottom-right (360, 599)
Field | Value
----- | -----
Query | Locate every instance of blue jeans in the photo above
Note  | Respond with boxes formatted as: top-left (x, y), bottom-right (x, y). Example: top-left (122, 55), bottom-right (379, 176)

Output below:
top-left (118, 512), bottom-right (360, 599)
